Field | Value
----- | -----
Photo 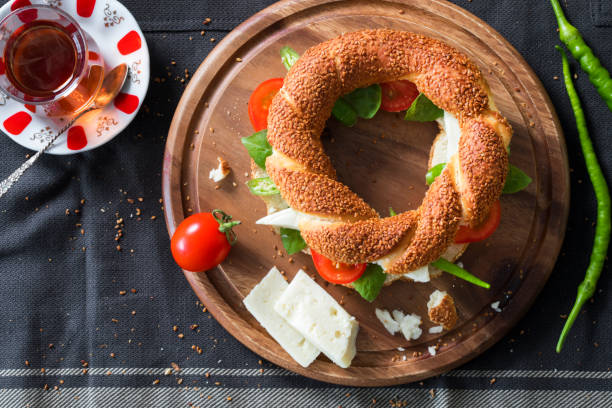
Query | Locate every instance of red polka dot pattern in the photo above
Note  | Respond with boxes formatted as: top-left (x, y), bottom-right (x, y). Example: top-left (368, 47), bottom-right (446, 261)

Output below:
top-left (117, 30), bottom-right (141, 55)
top-left (3, 111), bottom-right (32, 135)
top-left (67, 126), bottom-right (87, 150)
top-left (76, 0), bottom-right (96, 18)
top-left (114, 93), bottom-right (139, 114)
top-left (11, 0), bottom-right (37, 24)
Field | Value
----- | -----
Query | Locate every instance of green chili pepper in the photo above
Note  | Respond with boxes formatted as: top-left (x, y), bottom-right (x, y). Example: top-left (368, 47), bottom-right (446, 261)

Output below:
top-left (555, 46), bottom-right (611, 353)
top-left (426, 163), bottom-right (446, 185)
top-left (246, 177), bottom-right (280, 196)
top-left (550, 0), bottom-right (612, 112)
top-left (430, 258), bottom-right (491, 289)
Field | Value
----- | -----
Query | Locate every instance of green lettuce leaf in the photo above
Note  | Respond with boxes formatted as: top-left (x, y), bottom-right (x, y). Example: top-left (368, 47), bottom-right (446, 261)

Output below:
top-left (342, 84), bottom-right (382, 119)
top-left (404, 93), bottom-right (443, 122)
top-left (425, 163), bottom-right (532, 194)
top-left (353, 264), bottom-right (386, 302)
top-left (241, 129), bottom-right (271, 169)
top-left (503, 164), bottom-right (532, 194)
top-left (331, 98), bottom-right (358, 126)
top-left (279, 45), bottom-right (379, 125)
top-left (280, 228), bottom-right (307, 255)
top-left (280, 46), bottom-right (300, 70)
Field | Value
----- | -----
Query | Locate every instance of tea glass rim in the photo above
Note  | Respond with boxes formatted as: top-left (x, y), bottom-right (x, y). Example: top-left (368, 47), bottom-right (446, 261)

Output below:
top-left (0, 4), bottom-right (90, 105)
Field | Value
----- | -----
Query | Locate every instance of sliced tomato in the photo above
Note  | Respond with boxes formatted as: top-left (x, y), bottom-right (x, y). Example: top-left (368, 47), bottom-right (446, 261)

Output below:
top-left (454, 200), bottom-right (501, 244)
top-left (248, 77), bottom-right (283, 131)
top-left (380, 80), bottom-right (419, 112)
top-left (311, 250), bottom-right (366, 284)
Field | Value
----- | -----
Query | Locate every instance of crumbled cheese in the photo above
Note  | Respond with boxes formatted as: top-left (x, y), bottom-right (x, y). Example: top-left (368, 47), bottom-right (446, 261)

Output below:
top-left (428, 325), bottom-right (444, 334)
top-left (491, 301), bottom-right (502, 313)
top-left (375, 308), bottom-right (400, 334)
top-left (399, 313), bottom-right (422, 341)
top-left (428, 346), bottom-right (437, 356)
top-left (391, 309), bottom-right (405, 323)
top-left (376, 308), bottom-right (422, 341)
top-left (397, 347), bottom-right (405, 351)
top-left (209, 156), bottom-right (230, 182)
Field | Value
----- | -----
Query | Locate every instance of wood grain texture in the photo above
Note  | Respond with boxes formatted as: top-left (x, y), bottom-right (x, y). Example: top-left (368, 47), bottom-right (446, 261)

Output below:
top-left (162, 0), bottom-right (569, 386)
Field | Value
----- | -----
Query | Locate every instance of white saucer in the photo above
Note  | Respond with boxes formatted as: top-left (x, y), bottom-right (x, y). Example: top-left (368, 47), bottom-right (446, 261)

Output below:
top-left (0, 0), bottom-right (150, 154)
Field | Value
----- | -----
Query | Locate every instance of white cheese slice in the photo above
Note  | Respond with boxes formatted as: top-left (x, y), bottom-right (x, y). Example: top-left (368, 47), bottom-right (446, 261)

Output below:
top-left (274, 270), bottom-right (359, 368)
top-left (256, 208), bottom-right (301, 230)
top-left (430, 117), bottom-right (448, 167)
top-left (428, 325), bottom-right (444, 334)
top-left (243, 267), bottom-right (320, 368)
top-left (403, 265), bottom-right (430, 282)
top-left (443, 111), bottom-right (461, 162)
top-left (256, 207), bottom-right (332, 231)
top-left (375, 308), bottom-right (400, 334)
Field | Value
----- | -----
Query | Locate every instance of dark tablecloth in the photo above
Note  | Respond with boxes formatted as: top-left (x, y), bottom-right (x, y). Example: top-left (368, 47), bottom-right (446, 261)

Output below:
top-left (0, 0), bottom-right (611, 407)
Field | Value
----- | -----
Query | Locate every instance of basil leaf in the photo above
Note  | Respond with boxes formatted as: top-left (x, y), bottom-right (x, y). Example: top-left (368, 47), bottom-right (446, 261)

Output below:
top-left (331, 98), bottom-right (358, 126)
top-left (426, 163), bottom-right (446, 185)
top-left (280, 46), bottom-right (300, 70)
top-left (241, 129), bottom-right (272, 169)
top-left (389, 207), bottom-right (397, 216)
top-left (404, 93), bottom-right (443, 122)
top-left (343, 84), bottom-right (382, 119)
top-left (503, 164), bottom-right (532, 194)
top-left (246, 177), bottom-right (280, 196)
top-left (280, 228), bottom-right (307, 255)
top-left (353, 264), bottom-right (386, 302)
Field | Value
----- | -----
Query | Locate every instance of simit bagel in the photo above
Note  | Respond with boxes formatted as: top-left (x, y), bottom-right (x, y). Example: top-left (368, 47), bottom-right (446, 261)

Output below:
top-left (256, 29), bottom-right (512, 278)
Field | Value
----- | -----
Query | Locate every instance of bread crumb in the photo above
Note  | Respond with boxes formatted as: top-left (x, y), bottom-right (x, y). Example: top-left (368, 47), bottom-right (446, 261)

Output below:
top-left (209, 156), bottom-right (231, 182)
top-left (427, 290), bottom-right (458, 330)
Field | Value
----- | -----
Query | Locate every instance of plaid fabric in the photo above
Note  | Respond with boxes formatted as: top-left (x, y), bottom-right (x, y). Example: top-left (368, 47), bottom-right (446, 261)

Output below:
top-left (0, 0), bottom-right (610, 406)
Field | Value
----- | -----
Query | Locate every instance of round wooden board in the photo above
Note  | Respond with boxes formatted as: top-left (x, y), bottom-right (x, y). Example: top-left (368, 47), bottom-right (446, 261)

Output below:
top-left (162, 0), bottom-right (569, 386)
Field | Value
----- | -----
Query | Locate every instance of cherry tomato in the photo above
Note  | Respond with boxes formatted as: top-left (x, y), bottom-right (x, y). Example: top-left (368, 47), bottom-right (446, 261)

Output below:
top-left (248, 77), bottom-right (284, 131)
top-left (380, 80), bottom-right (419, 112)
top-left (454, 200), bottom-right (501, 244)
top-left (171, 211), bottom-right (239, 272)
top-left (311, 250), bottom-right (366, 284)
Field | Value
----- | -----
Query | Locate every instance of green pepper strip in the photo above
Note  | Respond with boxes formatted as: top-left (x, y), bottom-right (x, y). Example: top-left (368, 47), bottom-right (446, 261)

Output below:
top-left (555, 46), bottom-right (611, 353)
top-left (431, 258), bottom-right (491, 289)
top-left (550, 0), bottom-right (612, 112)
